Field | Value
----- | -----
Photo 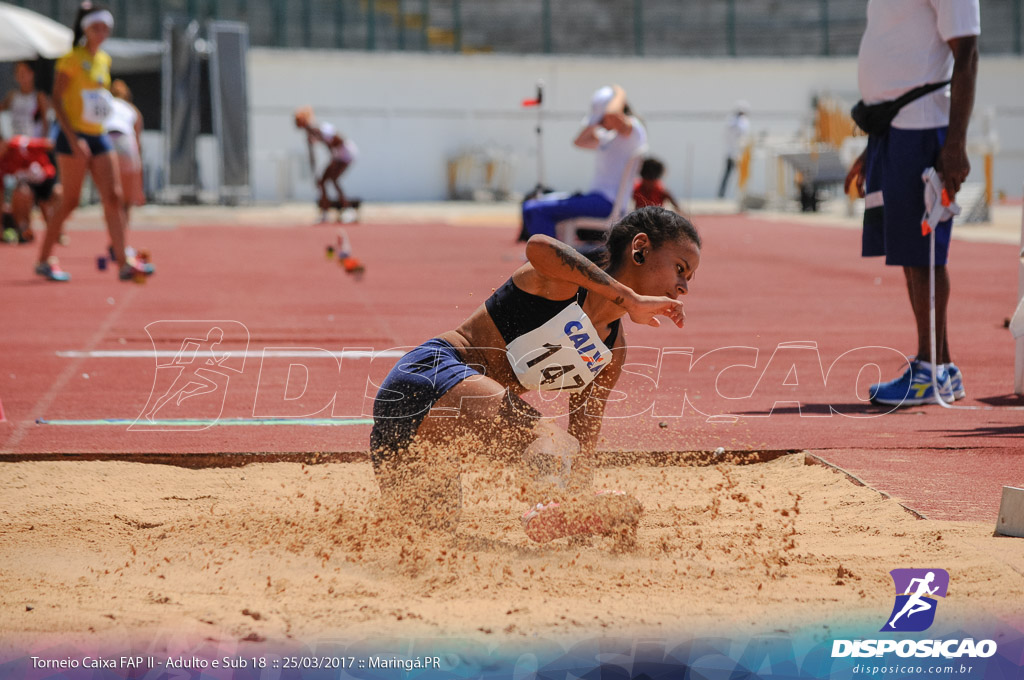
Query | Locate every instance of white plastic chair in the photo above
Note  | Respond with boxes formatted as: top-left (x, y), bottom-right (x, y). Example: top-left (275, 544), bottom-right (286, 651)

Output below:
top-left (555, 145), bottom-right (648, 247)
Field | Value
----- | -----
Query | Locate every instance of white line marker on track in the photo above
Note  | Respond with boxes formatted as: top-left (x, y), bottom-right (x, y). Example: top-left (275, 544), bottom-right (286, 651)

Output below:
top-left (56, 350), bottom-right (408, 359)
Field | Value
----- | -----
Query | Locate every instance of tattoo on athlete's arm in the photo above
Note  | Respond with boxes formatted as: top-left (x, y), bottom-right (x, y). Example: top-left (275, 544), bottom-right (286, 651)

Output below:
top-left (552, 241), bottom-right (613, 286)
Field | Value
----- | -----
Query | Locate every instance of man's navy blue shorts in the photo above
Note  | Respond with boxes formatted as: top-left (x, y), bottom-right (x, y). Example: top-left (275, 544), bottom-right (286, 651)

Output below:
top-left (369, 338), bottom-right (481, 470)
top-left (862, 126), bottom-right (953, 267)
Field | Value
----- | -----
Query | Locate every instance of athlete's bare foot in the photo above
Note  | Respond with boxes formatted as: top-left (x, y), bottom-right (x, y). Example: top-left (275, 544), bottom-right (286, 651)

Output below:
top-left (521, 490), bottom-right (642, 546)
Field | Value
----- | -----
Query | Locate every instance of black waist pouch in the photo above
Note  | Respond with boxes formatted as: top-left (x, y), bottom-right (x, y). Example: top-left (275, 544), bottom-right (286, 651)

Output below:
top-left (851, 81), bottom-right (950, 136)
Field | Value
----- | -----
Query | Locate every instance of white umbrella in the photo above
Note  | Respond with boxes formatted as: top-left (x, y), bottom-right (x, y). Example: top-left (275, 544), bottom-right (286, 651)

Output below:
top-left (0, 2), bottom-right (72, 61)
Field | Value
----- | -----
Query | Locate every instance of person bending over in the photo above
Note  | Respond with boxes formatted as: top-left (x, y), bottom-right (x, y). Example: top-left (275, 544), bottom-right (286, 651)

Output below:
top-left (522, 85), bottom-right (647, 241)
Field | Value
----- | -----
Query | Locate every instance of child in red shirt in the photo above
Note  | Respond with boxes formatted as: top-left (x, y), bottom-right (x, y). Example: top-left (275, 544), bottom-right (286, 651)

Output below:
top-left (0, 135), bottom-right (62, 244)
top-left (633, 157), bottom-right (681, 213)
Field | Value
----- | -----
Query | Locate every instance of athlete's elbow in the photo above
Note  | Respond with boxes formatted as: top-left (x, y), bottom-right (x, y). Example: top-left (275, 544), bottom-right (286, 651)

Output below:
top-left (525, 234), bottom-right (556, 260)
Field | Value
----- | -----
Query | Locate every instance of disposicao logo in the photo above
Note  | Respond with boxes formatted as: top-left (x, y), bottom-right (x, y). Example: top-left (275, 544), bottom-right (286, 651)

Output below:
top-left (882, 568), bottom-right (948, 632)
top-left (831, 568), bottom-right (998, 660)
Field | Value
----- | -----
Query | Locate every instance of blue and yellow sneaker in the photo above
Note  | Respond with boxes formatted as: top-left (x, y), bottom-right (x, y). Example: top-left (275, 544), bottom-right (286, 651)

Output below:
top-left (869, 359), bottom-right (953, 406)
top-left (946, 363), bottom-right (966, 400)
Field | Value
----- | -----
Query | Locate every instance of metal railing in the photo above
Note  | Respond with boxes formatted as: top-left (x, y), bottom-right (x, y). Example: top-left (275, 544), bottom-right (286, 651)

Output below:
top-left (16, 0), bottom-right (1024, 56)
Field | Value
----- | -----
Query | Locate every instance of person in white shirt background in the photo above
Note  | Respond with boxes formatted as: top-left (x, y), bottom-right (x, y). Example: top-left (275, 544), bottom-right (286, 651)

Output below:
top-left (1, 61), bottom-right (50, 139)
top-left (105, 79), bottom-right (145, 228)
top-left (844, 0), bottom-right (979, 407)
top-left (717, 100), bottom-right (749, 199)
top-left (521, 85), bottom-right (647, 241)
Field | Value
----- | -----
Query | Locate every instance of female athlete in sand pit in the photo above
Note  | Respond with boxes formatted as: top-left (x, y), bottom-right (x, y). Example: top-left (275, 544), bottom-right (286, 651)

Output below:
top-left (370, 206), bottom-right (701, 544)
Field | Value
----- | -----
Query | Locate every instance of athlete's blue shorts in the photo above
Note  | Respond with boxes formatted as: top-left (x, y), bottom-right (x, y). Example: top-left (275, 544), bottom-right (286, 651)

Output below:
top-left (862, 126), bottom-right (953, 267)
top-left (55, 130), bottom-right (113, 156)
top-left (369, 338), bottom-right (481, 470)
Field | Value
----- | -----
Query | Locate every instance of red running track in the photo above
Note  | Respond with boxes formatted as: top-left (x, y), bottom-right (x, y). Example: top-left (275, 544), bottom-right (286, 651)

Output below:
top-left (1, 212), bottom-right (1021, 522)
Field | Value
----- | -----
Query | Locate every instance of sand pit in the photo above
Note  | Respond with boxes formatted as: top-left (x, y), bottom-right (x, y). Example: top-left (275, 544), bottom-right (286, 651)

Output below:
top-left (1, 454), bottom-right (1022, 650)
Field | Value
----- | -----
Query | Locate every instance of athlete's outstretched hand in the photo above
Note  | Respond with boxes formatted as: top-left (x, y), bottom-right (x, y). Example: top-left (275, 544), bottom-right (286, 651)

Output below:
top-left (625, 294), bottom-right (685, 328)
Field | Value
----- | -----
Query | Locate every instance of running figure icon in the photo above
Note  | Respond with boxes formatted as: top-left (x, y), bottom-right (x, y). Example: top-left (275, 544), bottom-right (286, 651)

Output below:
top-left (888, 571), bottom-right (939, 628)
top-left (143, 328), bottom-right (231, 421)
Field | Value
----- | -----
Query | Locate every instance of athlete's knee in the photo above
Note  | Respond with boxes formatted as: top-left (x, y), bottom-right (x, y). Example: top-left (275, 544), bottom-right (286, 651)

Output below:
top-left (524, 423), bottom-right (579, 468)
top-left (534, 421), bottom-right (579, 453)
top-left (518, 423), bottom-right (580, 499)
top-left (98, 183), bottom-right (123, 207)
top-left (12, 183), bottom-right (33, 201)
top-left (60, 185), bottom-right (82, 211)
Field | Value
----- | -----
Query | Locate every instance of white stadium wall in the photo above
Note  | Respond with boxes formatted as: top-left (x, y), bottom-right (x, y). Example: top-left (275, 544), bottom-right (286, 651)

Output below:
top-left (247, 49), bottom-right (1024, 203)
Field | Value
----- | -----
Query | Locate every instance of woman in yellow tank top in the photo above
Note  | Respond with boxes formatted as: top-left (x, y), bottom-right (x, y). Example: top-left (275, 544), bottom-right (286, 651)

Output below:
top-left (35, 3), bottom-right (153, 282)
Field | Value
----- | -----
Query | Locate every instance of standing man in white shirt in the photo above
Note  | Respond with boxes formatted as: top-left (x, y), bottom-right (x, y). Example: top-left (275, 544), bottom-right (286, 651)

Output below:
top-left (844, 0), bottom-right (979, 406)
top-left (717, 100), bottom-right (749, 199)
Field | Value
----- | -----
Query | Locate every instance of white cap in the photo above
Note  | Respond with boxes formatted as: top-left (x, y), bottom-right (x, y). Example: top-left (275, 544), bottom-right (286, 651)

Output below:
top-left (81, 9), bottom-right (114, 31)
top-left (319, 122), bottom-right (337, 139)
top-left (587, 86), bottom-right (615, 126)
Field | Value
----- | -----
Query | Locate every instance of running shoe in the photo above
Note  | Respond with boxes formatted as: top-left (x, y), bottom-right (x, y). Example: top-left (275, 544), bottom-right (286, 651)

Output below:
top-left (119, 259), bottom-right (155, 281)
top-left (869, 359), bottom-right (953, 406)
top-left (109, 245), bottom-right (137, 261)
top-left (521, 490), bottom-right (642, 543)
top-left (34, 259), bottom-right (70, 282)
top-left (129, 253), bottom-right (154, 275)
top-left (946, 363), bottom-right (966, 400)
top-left (904, 355), bottom-right (964, 402)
